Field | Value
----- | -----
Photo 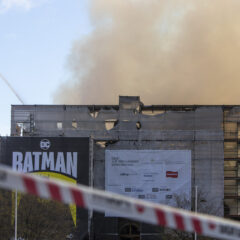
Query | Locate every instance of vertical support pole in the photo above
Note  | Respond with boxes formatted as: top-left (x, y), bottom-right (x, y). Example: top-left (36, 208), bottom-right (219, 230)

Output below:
top-left (88, 137), bottom-right (94, 240)
top-left (14, 190), bottom-right (17, 240)
top-left (194, 185), bottom-right (198, 240)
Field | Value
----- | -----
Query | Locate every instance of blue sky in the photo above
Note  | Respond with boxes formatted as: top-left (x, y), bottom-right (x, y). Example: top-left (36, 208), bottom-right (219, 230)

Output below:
top-left (0, 0), bottom-right (91, 135)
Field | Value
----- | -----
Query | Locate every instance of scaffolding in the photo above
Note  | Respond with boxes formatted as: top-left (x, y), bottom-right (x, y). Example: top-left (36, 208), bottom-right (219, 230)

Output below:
top-left (224, 107), bottom-right (240, 218)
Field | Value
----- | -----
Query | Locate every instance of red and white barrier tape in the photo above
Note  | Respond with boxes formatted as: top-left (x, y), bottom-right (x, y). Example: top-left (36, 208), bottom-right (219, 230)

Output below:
top-left (0, 165), bottom-right (239, 240)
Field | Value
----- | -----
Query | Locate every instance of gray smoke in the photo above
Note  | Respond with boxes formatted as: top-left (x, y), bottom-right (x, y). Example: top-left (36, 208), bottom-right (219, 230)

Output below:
top-left (54, 0), bottom-right (240, 105)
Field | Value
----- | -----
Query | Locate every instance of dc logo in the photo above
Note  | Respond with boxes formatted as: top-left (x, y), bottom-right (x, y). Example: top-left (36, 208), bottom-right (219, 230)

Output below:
top-left (40, 139), bottom-right (51, 150)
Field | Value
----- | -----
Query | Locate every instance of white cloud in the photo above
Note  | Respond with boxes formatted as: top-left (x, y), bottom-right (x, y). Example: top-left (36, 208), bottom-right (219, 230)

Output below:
top-left (0, 0), bottom-right (49, 13)
top-left (0, 0), bottom-right (32, 11)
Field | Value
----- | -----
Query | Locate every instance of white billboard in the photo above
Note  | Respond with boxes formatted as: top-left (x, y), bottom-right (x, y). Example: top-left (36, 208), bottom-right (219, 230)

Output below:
top-left (105, 150), bottom-right (191, 216)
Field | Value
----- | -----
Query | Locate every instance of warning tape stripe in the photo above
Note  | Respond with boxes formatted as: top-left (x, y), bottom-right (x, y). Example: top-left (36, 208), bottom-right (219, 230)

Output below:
top-left (48, 182), bottom-right (62, 201)
top-left (175, 213), bottom-right (185, 230)
top-left (192, 218), bottom-right (202, 234)
top-left (155, 209), bottom-right (167, 226)
top-left (71, 187), bottom-right (85, 207)
top-left (23, 175), bottom-right (38, 195)
top-left (0, 165), bottom-right (240, 240)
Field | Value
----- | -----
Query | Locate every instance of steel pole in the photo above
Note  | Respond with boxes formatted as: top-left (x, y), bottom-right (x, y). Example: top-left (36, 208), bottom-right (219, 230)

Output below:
top-left (194, 185), bottom-right (198, 240)
top-left (14, 190), bottom-right (17, 240)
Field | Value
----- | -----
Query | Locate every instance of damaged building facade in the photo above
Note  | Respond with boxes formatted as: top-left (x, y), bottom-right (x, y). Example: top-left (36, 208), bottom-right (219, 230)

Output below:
top-left (6, 96), bottom-right (236, 239)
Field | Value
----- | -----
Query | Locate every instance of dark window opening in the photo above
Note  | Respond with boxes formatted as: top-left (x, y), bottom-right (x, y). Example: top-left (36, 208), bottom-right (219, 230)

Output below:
top-left (119, 223), bottom-right (140, 240)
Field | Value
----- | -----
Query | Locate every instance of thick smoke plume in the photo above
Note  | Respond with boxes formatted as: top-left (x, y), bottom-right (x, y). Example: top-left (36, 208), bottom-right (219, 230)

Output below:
top-left (54, 0), bottom-right (240, 105)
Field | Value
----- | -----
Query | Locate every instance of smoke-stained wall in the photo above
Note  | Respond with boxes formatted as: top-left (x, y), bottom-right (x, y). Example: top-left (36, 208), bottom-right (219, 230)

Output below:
top-left (10, 96), bottom-right (224, 239)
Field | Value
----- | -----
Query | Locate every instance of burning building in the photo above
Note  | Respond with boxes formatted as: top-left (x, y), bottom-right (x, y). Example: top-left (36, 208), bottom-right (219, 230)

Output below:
top-left (1, 96), bottom-right (235, 239)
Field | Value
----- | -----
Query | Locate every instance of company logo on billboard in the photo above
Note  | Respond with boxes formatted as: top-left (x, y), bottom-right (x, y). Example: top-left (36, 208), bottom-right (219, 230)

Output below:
top-left (125, 188), bottom-right (143, 193)
top-left (166, 171), bottom-right (178, 178)
top-left (12, 151), bottom-right (78, 178)
top-left (120, 173), bottom-right (129, 176)
top-left (152, 188), bottom-right (171, 192)
top-left (40, 139), bottom-right (51, 150)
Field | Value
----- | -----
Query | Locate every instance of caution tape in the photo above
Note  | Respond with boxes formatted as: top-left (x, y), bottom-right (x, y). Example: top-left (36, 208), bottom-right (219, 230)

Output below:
top-left (0, 165), bottom-right (239, 240)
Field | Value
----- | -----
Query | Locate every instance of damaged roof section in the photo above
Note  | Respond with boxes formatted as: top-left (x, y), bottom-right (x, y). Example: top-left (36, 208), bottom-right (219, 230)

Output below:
top-left (11, 96), bottom-right (223, 141)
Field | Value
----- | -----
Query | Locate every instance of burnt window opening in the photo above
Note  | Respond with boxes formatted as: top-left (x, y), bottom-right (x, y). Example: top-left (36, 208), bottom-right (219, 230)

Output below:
top-left (133, 105), bottom-right (142, 115)
top-left (90, 111), bottom-right (99, 118)
top-left (141, 110), bottom-right (165, 116)
top-left (72, 120), bottom-right (77, 129)
top-left (136, 121), bottom-right (141, 130)
top-left (105, 119), bottom-right (118, 131)
top-left (96, 141), bottom-right (107, 148)
top-left (57, 122), bottom-right (63, 130)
